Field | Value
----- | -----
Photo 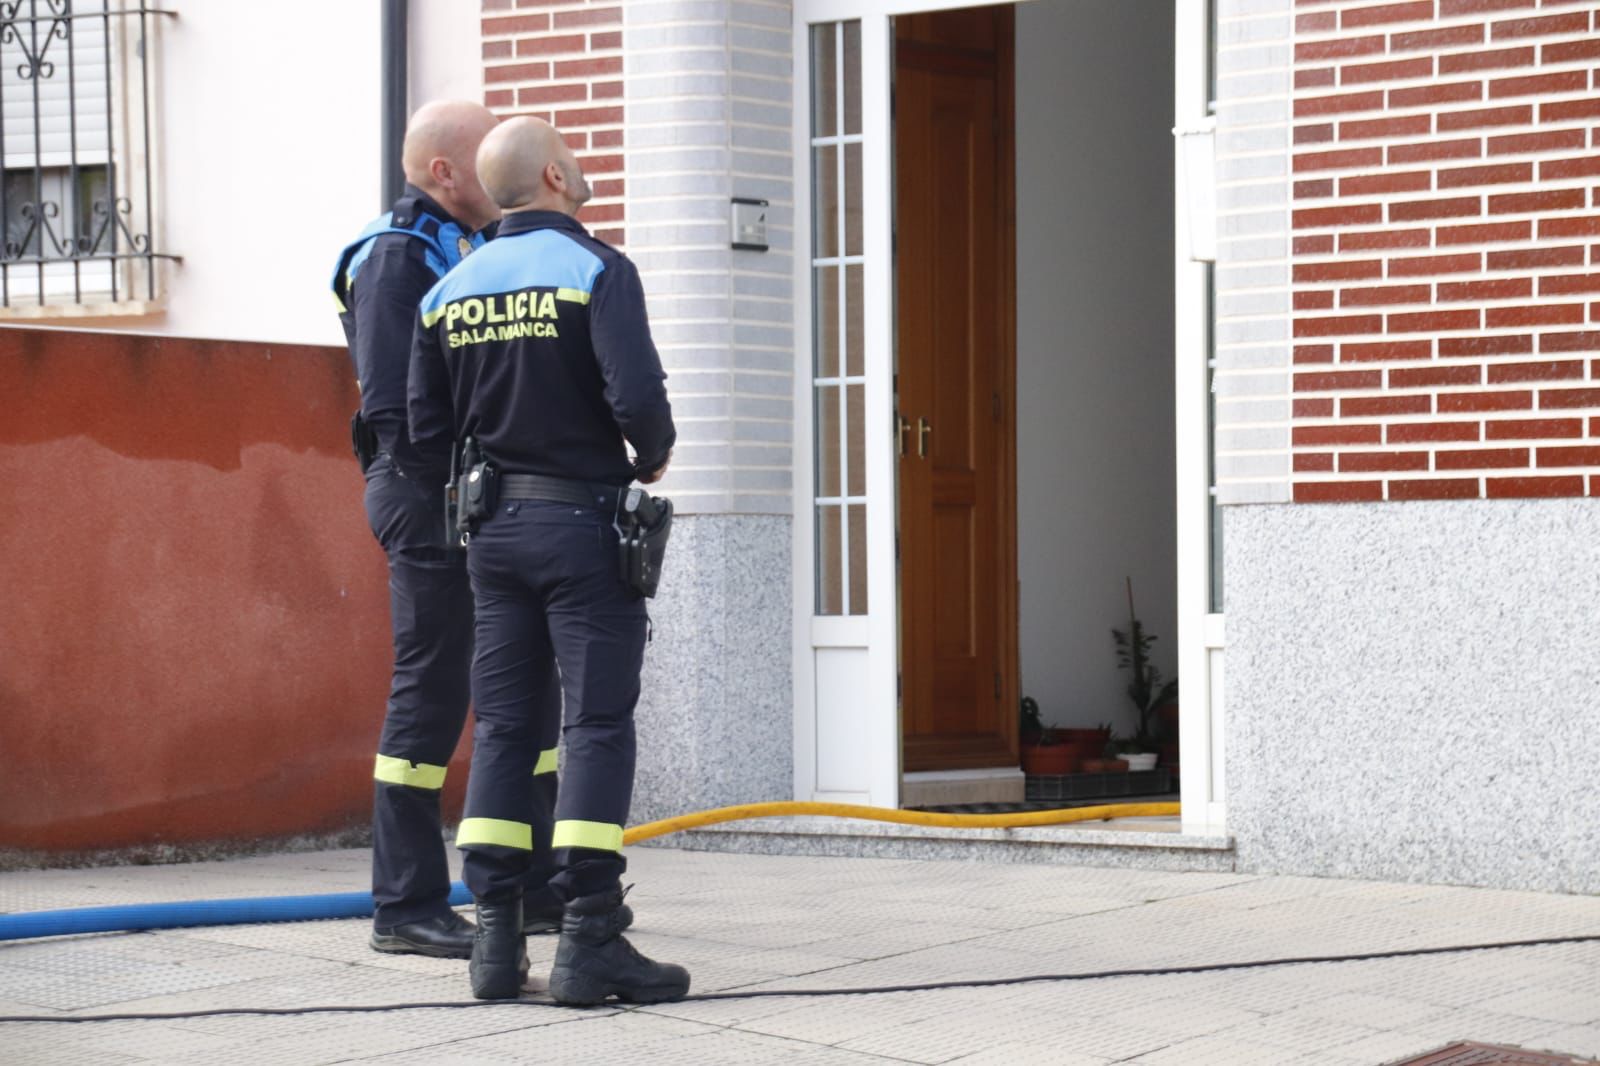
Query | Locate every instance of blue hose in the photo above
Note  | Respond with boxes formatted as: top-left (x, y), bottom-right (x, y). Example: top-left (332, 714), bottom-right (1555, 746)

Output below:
top-left (0, 882), bottom-right (472, 941)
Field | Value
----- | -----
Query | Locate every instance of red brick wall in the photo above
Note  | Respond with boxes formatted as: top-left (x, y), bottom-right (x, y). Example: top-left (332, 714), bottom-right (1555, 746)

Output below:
top-left (481, 0), bottom-right (625, 245)
top-left (1292, 0), bottom-right (1600, 503)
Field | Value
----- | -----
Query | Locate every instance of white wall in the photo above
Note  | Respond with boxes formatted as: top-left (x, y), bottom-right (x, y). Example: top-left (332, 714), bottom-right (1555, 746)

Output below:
top-left (410, 0), bottom-right (482, 109)
top-left (1, 1), bottom-right (482, 348)
top-left (1015, 0), bottom-right (1177, 733)
top-left (140, 0), bottom-right (383, 346)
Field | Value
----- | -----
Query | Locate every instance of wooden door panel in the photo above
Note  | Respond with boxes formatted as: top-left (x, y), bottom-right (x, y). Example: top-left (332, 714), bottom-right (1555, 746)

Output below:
top-left (897, 6), bottom-right (1017, 774)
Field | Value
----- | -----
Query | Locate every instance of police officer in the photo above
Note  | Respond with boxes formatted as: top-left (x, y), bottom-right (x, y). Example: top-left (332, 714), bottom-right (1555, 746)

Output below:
top-left (331, 101), bottom-right (511, 958)
top-left (409, 116), bottom-right (687, 1004)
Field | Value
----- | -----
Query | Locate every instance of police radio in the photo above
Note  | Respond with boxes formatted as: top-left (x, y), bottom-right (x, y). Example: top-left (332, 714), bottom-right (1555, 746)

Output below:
top-left (447, 436), bottom-right (498, 546)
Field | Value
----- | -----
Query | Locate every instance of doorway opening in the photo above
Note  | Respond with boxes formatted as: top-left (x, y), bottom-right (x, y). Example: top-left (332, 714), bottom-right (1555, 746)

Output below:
top-left (895, 1), bottom-right (1180, 810)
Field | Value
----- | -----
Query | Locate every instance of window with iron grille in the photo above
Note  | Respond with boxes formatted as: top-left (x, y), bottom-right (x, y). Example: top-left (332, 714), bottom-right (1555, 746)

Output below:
top-left (0, 0), bottom-right (175, 312)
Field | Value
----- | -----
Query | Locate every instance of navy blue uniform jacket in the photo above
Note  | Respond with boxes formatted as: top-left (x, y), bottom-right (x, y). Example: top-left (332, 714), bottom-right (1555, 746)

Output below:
top-left (335, 185), bottom-right (480, 483)
top-left (407, 210), bottom-right (675, 485)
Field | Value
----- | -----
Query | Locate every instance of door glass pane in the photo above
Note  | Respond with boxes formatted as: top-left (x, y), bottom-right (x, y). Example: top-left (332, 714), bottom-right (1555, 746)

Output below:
top-left (844, 142), bottom-right (863, 257)
top-left (846, 384), bottom-right (865, 497)
top-left (812, 23), bottom-right (838, 138)
top-left (845, 264), bottom-right (864, 376)
top-left (847, 504), bottom-right (869, 614)
top-left (815, 265), bottom-right (840, 377)
top-left (843, 22), bottom-right (862, 135)
top-left (813, 145), bottom-right (839, 259)
top-left (818, 504), bottom-right (844, 615)
top-left (816, 384), bottom-right (842, 499)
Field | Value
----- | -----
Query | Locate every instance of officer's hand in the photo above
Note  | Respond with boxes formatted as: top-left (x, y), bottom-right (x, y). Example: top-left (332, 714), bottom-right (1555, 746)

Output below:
top-left (638, 449), bottom-right (672, 484)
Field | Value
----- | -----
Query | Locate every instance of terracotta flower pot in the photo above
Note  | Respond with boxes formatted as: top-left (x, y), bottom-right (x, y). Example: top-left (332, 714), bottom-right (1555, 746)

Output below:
top-left (1020, 743), bottom-right (1076, 776)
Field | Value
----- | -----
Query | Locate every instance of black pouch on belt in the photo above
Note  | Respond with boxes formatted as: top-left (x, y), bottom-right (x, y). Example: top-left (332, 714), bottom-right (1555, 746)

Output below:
top-left (617, 487), bottom-right (673, 598)
top-left (350, 411), bottom-right (379, 472)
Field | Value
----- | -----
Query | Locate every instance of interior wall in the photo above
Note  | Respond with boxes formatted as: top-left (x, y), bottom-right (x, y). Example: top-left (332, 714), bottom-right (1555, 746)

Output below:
top-left (1014, 0), bottom-right (1177, 734)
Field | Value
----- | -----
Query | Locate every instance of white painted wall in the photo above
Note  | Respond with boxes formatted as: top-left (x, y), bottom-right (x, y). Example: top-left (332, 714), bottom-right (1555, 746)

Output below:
top-left (2, 1), bottom-right (483, 348)
top-left (132, 0), bottom-right (381, 346)
top-left (410, 0), bottom-right (482, 109)
top-left (1015, 0), bottom-right (1177, 734)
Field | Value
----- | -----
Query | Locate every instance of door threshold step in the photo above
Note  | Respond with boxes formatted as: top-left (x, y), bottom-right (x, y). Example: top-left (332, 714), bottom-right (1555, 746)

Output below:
top-left (641, 813), bottom-right (1234, 873)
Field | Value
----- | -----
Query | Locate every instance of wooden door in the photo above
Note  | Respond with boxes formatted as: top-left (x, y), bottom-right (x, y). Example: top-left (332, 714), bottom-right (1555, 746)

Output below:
top-left (895, 6), bottom-right (1017, 773)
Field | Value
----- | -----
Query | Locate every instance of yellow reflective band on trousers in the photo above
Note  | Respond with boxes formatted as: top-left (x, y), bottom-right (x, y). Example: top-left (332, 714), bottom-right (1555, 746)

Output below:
top-left (552, 819), bottom-right (624, 853)
top-left (456, 817), bottom-right (533, 851)
top-left (372, 754), bottom-right (447, 790)
top-left (534, 748), bottom-right (558, 776)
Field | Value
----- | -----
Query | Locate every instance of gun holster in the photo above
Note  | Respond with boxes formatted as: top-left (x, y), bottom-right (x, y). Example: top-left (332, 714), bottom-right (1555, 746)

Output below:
top-left (616, 487), bottom-right (673, 598)
top-left (350, 412), bottom-right (379, 472)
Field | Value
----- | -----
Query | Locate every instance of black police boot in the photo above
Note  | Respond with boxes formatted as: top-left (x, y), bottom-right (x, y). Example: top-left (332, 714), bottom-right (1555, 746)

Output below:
top-left (525, 886), bottom-right (634, 936)
top-left (548, 888), bottom-right (688, 1006)
top-left (469, 898), bottom-right (530, 1001)
top-left (369, 912), bottom-right (475, 959)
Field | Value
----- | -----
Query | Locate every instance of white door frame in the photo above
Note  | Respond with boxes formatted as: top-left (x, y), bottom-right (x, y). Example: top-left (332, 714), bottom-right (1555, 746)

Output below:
top-left (1173, 0), bottom-right (1227, 832)
top-left (791, 0), bottom-right (1225, 831)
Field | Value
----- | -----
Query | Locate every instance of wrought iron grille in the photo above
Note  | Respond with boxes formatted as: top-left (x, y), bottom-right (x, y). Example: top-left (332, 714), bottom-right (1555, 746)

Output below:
top-left (0, 1), bottom-right (176, 308)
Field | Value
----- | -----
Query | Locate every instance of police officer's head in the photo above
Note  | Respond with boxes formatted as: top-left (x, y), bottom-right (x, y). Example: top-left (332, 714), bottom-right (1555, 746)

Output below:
top-left (402, 100), bottom-right (502, 233)
top-left (476, 117), bottom-right (593, 219)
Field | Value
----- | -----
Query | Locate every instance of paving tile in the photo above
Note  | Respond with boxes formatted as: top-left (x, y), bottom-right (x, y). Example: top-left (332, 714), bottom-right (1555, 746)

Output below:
top-left (1223, 1010), bottom-right (1389, 1054)
top-left (1125, 1033), bottom-right (1334, 1064)
top-left (0, 1037), bottom-right (144, 1066)
top-left (1395, 1006), bottom-right (1578, 1046)
top-left (725, 990), bottom-right (945, 1045)
top-left (1099, 996), bottom-right (1264, 1038)
top-left (1474, 985), bottom-right (1600, 1025)
top-left (1528, 1024), bottom-right (1600, 1059)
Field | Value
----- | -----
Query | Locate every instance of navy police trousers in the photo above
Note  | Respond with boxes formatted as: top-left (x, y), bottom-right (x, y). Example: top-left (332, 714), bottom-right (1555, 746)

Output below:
top-left (458, 499), bottom-right (647, 904)
top-left (363, 459), bottom-right (562, 926)
top-left (363, 457), bottom-right (475, 927)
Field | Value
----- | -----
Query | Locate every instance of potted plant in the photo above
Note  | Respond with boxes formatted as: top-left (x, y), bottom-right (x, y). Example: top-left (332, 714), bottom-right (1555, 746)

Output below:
top-left (1108, 734), bottom-right (1158, 772)
top-left (1019, 697), bottom-right (1076, 775)
top-left (1019, 695), bottom-right (1044, 746)
top-left (1110, 578), bottom-right (1177, 771)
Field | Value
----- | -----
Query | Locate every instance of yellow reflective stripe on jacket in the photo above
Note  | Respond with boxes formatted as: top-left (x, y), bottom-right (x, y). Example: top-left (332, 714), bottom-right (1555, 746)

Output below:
top-left (456, 817), bottom-right (533, 851)
top-left (534, 748), bottom-right (558, 776)
top-left (373, 754), bottom-right (447, 790)
top-left (555, 287), bottom-right (590, 305)
top-left (552, 819), bottom-right (624, 853)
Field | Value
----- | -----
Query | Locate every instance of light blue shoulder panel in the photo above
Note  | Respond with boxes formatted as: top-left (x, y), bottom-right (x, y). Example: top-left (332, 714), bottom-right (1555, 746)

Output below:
top-left (331, 214), bottom-right (483, 303)
top-left (419, 230), bottom-right (605, 328)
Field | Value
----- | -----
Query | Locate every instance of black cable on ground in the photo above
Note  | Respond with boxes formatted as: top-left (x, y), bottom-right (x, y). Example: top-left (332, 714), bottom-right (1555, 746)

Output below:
top-left (1, 933), bottom-right (1596, 1024)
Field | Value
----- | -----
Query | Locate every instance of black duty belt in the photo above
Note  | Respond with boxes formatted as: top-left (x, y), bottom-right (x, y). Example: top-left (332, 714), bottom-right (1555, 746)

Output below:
top-left (499, 473), bottom-right (621, 511)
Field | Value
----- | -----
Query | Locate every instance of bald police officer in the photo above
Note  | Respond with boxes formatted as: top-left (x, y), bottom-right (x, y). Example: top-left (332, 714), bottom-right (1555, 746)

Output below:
top-left (409, 117), bottom-right (687, 1004)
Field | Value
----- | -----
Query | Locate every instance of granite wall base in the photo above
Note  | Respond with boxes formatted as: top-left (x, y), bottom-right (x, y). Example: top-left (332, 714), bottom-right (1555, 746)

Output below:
top-left (629, 514), bottom-right (793, 825)
top-left (1224, 499), bottom-right (1600, 894)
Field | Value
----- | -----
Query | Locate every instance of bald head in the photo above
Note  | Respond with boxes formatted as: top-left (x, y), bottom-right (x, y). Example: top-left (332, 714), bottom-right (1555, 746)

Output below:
top-left (477, 116), bottom-right (592, 217)
top-left (400, 100), bottom-right (500, 231)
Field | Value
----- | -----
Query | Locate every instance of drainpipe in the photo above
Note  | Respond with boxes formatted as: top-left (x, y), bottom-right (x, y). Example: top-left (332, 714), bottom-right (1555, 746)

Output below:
top-left (380, 0), bottom-right (408, 209)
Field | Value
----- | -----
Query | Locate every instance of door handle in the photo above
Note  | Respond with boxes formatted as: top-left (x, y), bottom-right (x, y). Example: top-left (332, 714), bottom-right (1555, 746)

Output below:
top-left (917, 417), bottom-right (932, 459)
top-left (897, 415), bottom-right (911, 458)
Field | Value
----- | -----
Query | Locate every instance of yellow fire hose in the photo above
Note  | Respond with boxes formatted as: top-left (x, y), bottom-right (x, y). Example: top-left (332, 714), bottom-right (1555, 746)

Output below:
top-left (622, 800), bottom-right (1181, 845)
top-left (0, 801), bottom-right (1179, 943)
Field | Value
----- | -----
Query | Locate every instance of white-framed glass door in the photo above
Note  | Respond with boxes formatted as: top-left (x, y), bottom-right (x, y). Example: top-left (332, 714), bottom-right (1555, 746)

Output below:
top-left (792, 0), bottom-right (1226, 830)
top-left (792, 10), bottom-right (898, 806)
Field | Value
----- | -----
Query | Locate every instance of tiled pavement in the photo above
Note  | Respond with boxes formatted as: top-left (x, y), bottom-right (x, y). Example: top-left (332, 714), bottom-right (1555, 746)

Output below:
top-left (1, 846), bottom-right (1598, 1064)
